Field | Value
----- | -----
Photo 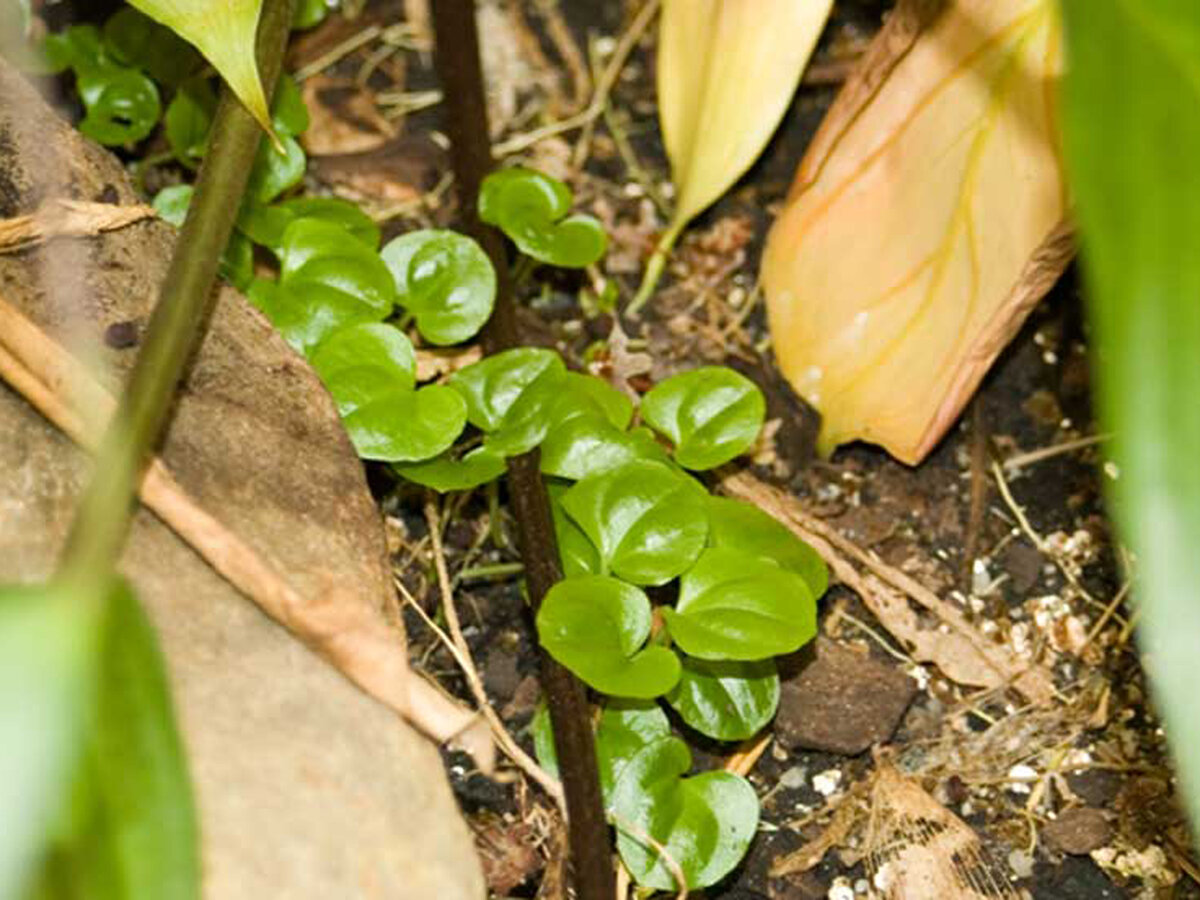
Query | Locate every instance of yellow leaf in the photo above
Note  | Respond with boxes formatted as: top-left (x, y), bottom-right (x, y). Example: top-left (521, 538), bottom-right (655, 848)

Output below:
top-left (128, 0), bottom-right (274, 136)
top-left (762, 0), bottom-right (1071, 464)
top-left (631, 0), bottom-right (832, 314)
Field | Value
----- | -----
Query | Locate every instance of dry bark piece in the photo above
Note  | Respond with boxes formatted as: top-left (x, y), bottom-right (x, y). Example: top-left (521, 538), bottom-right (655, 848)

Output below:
top-left (776, 638), bottom-right (916, 755)
top-left (0, 60), bottom-right (484, 898)
top-left (0, 198), bottom-right (155, 251)
top-left (762, 0), bottom-right (1072, 463)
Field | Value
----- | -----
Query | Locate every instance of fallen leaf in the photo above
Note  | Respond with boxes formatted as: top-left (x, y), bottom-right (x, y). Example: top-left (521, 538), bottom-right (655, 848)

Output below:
top-left (301, 75), bottom-right (395, 156)
top-left (762, 0), bottom-right (1071, 463)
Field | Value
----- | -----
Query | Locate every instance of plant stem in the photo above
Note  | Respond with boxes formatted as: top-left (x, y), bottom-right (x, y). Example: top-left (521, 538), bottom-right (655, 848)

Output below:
top-left (430, 4), bottom-right (615, 899)
top-left (626, 216), bottom-right (684, 318)
top-left (55, 0), bottom-right (297, 595)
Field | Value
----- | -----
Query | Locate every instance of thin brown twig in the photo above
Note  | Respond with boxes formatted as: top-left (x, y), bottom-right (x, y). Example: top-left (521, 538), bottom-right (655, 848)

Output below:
top-left (422, 496), bottom-right (565, 807)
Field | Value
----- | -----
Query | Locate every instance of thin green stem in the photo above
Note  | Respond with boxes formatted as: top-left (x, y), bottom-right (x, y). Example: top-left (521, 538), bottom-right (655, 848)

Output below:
top-left (626, 216), bottom-right (685, 318)
top-left (55, 0), bottom-right (297, 596)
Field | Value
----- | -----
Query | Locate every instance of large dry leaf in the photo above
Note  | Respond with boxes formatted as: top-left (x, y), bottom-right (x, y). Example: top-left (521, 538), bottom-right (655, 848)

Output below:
top-left (658, 0), bottom-right (832, 234)
top-left (762, 0), bottom-right (1072, 464)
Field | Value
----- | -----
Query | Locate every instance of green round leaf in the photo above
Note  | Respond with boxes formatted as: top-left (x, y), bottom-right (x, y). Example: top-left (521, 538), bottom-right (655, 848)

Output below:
top-left (448, 347), bottom-right (565, 434)
top-left (337, 383), bottom-right (465, 462)
top-left (706, 496), bottom-right (828, 598)
top-left (271, 75), bottom-right (309, 138)
top-left (42, 25), bottom-right (106, 74)
top-left (595, 701), bottom-right (671, 802)
top-left (548, 480), bottom-right (602, 577)
top-left (103, 7), bottom-right (202, 86)
top-left (564, 372), bottom-right (634, 430)
top-left (662, 548), bottom-right (816, 661)
top-left (560, 460), bottom-right (708, 586)
top-left (381, 230), bottom-right (496, 345)
top-left (478, 167), bottom-right (607, 268)
top-left (610, 737), bottom-right (759, 891)
top-left (152, 184), bottom-right (193, 227)
top-left (247, 277), bottom-right (384, 356)
top-left (164, 77), bottom-right (215, 167)
top-left (641, 366), bottom-right (766, 470)
top-left (667, 655), bottom-right (779, 742)
top-left (235, 203), bottom-right (294, 250)
top-left (309, 322), bottom-right (417, 407)
top-left (276, 197), bottom-right (380, 248)
top-left (540, 418), bottom-right (669, 481)
top-left (293, 0), bottom-right (334, 29)
top-left (248, 134), bottom-right (306, 203)
top-left (536, 575), bottom-right (681, 698)
top-left (392, 446), bottom-right (506, 492)
top-left (77, 67), bottom-right (161, 146)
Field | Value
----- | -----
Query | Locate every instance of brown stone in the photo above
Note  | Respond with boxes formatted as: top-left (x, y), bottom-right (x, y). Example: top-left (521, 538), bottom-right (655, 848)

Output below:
top-left (1042, 808), bottom-right (1113, 855)
top-left (775, 639), bottom-right (916, 755)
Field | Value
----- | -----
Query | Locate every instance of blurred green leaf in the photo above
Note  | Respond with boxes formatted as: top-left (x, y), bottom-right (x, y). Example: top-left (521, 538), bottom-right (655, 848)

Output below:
top-left (392, 446), bottom-right (507, 492)
top-left (274, 198), bottom-right (379, 248)
top-left (479, 167), bottom-right (607, 269)
top-left (1061, 0), bottom-right (1200, 828)
top-left (560, 460), bottom-right (708, 586)
top-left (381, 230), bottom-right (496, 346)
top-left (293, 0), bottom-right (334, 30)
top-left (537, 576), bottom-right (681, 699)
top-left (103, 7), bottom-right (202, 87)
top-left (641, 366), bottom-right (765, 470)
top-left (666, 655), bottom-right (778, 742)
top-left (151, 185), bottom-right (193, 227)
top-left (662, 547), bottom-right (815, 661)
top-left (270, 75), bottom-right (309, 138)
top-left (610, 737), bottom-right (758, 891)
top-left (0, 585), bottom-right (94, 897)
top-left (247, 134), bottom-right (305, 203)
top-left (164, 77), bottom-right (216, 168)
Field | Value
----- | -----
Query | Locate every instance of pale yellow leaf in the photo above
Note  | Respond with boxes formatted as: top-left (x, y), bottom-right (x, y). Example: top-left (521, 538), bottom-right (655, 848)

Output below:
top-left (128, 0), bottom-right (273, 136)
top-left (659, 0), bottom-right (833, 227)
top-left (762, 0), bottom-right (1071, 464)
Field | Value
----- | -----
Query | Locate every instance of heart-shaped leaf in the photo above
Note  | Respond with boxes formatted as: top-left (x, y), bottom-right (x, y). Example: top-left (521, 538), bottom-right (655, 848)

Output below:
top-left (548, 481), bottom-right (602, 577)
top-left (392, 446), bottom-right (506, 492)
top-left (103, 6), bottom-right (202, 87)
top-left (595, 701), bottom-right (672, 802)
top-left (536, 576), bottom-right (681, 699)
top-left (560, 460), bottom-right (707, 586)
top-left (666, 655), bottom-right (779, 742)
top-left (610, 737), bottom-right (759, 891)
top-left (250, 276), bottom-right (381, 353)
top-left (479, 167), bottom-right (607, 268)
top-left (127, 0), bottom-right (274, 137)
top-left (662, 547), bottom-right (815, 660)
top-left (564, 372), bottom-right (634, 430)
top-left (164, 76), bottom-right (217, 167)
top-left (641, 366), bottom-right (765, 470)
top-left (540, 418), bottom-right (669, 480)
top-left (0, 584), bottom-right (95, 894)
top-left (77, 66), bottom-right (161, 146)
top-left (706, 496), bottom-right (827, 598)
top-left (448, 348), bottom-right (565, 434)
top-left (275, 197), bottom-right (379, 248)
top-left (247, 133), bottom-right (306, 203)
top-left (310, 324), bottom-right (464, 461)
top-left (381, 230), bottom-right (496, 345)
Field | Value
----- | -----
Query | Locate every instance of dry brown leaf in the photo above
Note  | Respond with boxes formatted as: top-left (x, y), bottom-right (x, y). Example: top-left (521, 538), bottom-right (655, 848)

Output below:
top-left (300, 75), bottom-right (395, 156)
top-left (762, 0), bottom-right (1071, 463)
top-left (0, 198), bottom-right (154, 251)
top-left (868, 763), bottom-right (1026, 899)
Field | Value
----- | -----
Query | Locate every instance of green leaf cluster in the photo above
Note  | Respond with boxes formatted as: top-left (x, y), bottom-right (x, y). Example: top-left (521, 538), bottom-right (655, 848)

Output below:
top-left (480, 167), bottom-right (608, 268)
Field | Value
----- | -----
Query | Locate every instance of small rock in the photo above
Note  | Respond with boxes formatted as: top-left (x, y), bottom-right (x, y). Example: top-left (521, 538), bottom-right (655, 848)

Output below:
top-left (1003, 541), bottom-right (1044, 593)
top-left (1043, 808), bottom-right (1113, 855)
top-left (482, 646), bottom-right (521, 701)
top-left (775, 639), bottom-right (917, 755)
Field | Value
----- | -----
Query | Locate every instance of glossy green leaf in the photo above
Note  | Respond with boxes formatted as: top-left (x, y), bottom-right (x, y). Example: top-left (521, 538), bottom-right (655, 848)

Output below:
top-left (478, 167), bottom-right (607, 268)
top-left (564, 373), bottom-right (634, 430)
top-left (234, 202), bottom-right (293, 249)
top-left (31, 580), bottom-right (199, 899)
top-left (594, 701), bottom-right (671, 802)
top-left (247, 134), bottom-right (306, 203)
top-left (310, 324), bottom-right (463, 461)
top-left (560, 460), bottom-right (708, 586)
top-left (294, 0), bottom-right (334, 30)
top-left (641, 366), bottom-right (765, 470)
top-left (0, 585), bottom-right (94, 895)
top-left (275, 197), bottom-right (380, 248)
top-left (127, 0), bottom-right (274, 137)
top-left (164, 77), bottom-right (216, 168)
top-left (381, 230), bottom-right (496, 345)
top-left (448, 348), bottom-right (565, 434)
top-left (667, 655), bottom-right (779, 742)
top-left (540, 418), bottom-right (669, 481)
top-left (548, 481), bottom-right (602, 577)
top-left (537, 576), bottom-right (681, 698)
top-left (706, 496), bottom-right (827, 598)
top-left (247, 278), bottom-right (373, 354)
top-left (662, 547), bottom-right (815, 660)
top-left (41, 25), bottom-right (108, 75)
top-left (152, 185), bottom-right (193, 227)
top-left (529, 700), bottom-right (559, 781)
top-left (77, 66), bottom-right (161, 146)
top-left (610, 737), bottom-right (758, 891)
top-left (103, 6), bottom-right (202, 87)
top-left (392, 446), bottom-right (507, 492)
top-left (1061, 0), bottom-right (1200, 829)
top-left (270, 75), bottom-right (309, 138)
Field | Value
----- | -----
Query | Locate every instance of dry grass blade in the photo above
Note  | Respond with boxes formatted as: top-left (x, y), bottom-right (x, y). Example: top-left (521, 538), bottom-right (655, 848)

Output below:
top-left (0, 289), bottom-right (494, 768)
top-left (0, 199), bottom-right (155, 252)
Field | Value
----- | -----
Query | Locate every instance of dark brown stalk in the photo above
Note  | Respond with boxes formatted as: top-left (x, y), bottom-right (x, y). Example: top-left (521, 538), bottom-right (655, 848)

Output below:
top-left (430, 4), bottom-right (615, 899)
